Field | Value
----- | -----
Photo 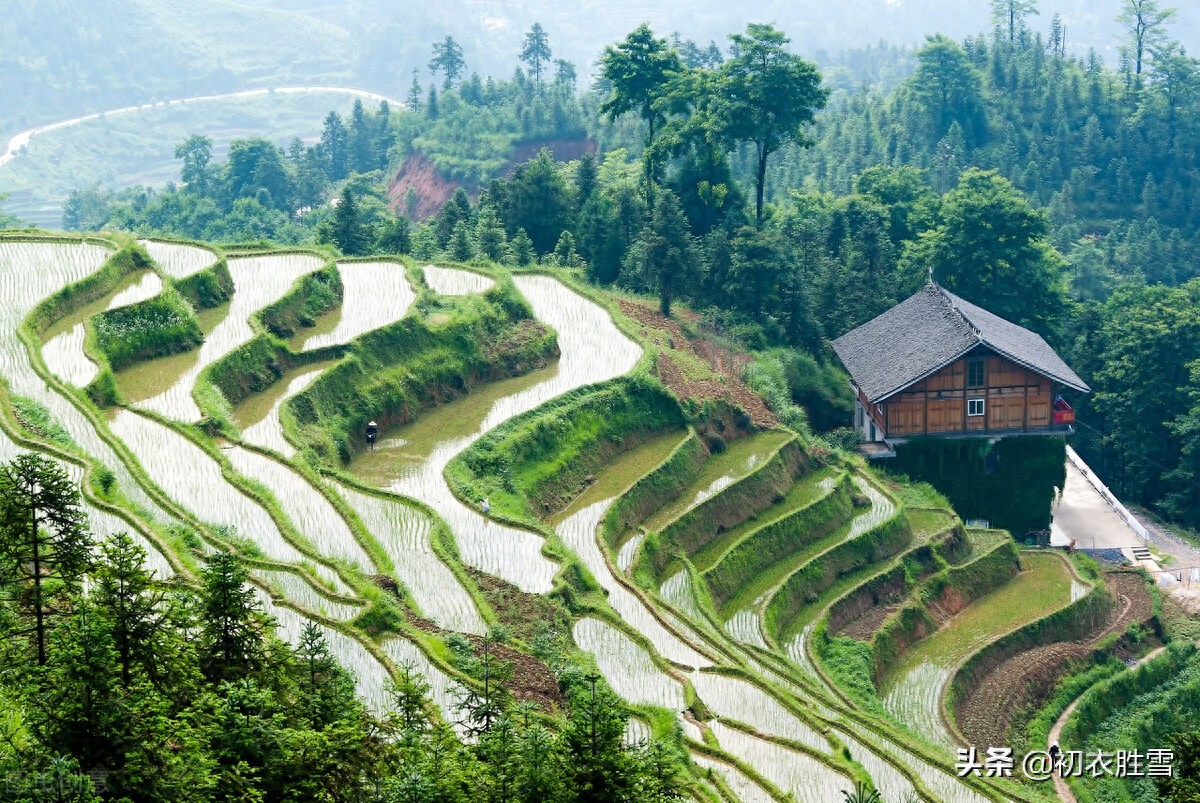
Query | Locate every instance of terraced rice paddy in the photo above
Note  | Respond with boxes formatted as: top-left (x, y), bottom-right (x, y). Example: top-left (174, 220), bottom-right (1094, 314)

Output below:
top-left (691, 752), bottom-right (775, 803)
top-left (225, 445), bottom-right (375, 574)
top-left (253, 568), bottom-right (363, 621)
top-left (421, 264), bottom-right (495, 295)
top-left (709, 722), bottom-right (851, 803)
top-left (334, 482), bottom-right (486, 635)
top-left (235, 364), bottom-right (331, 455)
top-left (882, 552), bottom-right (1076, 750)
top-left (299, 261), bottom-right (415, 349)
top-left (109, 410), bottom-right (308, 565)
top-left (380, 636), bottom-right (465, 727)
top-left (690, 670), bottom-right (829, 753)
top-left (643, 430), bottom-right (794, 532)
top-left (2, 238), bottom-right (1056, 802)
top-left (557, 501), bottom-right (710, 667)
top-left (42, 322), bottom-right (96, 386)
top-left (138, 239), bottom-right (217, 278)
top-left (834, 728), bottom-right (921, 803)
top-left (108, 271), bottom-right (163, 307)
top-left (617, 533), bottom-right (644, 572)
top-left (0, 241), bottom-right (171, 522)
top-left (139, 253), bottom-right (324, 421)
top-left (573, 617), bottom-right (686, 711)
top-left (353, 275), bottom-right (641, 593)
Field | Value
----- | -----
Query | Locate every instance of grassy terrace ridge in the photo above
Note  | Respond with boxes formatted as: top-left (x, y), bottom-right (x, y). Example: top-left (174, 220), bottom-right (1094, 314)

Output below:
top-left (641, 428), bottom-right (795, 533)
top-left (878, 553), bottom-right (1077, 741)
top-left (691, 466), bottom-right (844, 573)
top-left (710, 473), bottom-right (858, 619)
top-left (3, 233), bottom-right (1081, 803)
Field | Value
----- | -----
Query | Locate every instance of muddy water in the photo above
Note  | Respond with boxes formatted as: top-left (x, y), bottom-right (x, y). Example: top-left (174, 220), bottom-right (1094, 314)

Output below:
top-left (421, 264), bottom-right (495, 295)
top-left (115, 304), bottom-right (227, 403)
top-left (138, 254), bottom-right (324, 421)
top-left (333, 482), bottom-right (486, 634)
top-left (350, 275), bottom-right (641, 593)
top-left (234, 362), bottom-right (335, 456)
top-left (138, 239), bottom-right (217, 279)
top-left (550, 431), bottom-right (685, 525)
top-left (0, 241), bottom-right (170, 523)
top-left (298, 261), bottom-right (416, 349)
top-left (557, 500), bottom-right (709, 667)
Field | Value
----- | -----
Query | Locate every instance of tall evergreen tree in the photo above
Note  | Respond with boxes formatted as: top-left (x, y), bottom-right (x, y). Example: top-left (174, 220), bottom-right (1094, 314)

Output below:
top-left (0, 454), bottom-right (91, 666)
top-left (521, 23), bottom-right (552, 86)
top-left (716, 23), bottom-right (828, 226)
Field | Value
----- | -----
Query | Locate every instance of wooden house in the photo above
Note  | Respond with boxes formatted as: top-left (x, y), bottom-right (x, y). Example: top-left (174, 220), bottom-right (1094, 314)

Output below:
top-left (831, 283), bottom-right (1089, 457)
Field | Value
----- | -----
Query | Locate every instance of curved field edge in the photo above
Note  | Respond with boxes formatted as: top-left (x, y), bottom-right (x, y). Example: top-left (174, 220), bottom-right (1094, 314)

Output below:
top-left (6, 233), bottom-right (1054, 802)
top-left (946, 557), bottom-right (1118, 746)
top-left (6, 236), bottom-right (581, 750)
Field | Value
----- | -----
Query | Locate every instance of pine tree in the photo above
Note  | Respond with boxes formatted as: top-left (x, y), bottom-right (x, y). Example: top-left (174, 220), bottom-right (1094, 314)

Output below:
top-left (94, 532), bottom-right (166, 688)
top-left (0, 454), bottom-right (92, 666)
top-left (198, 553), bottom-right (264, 683)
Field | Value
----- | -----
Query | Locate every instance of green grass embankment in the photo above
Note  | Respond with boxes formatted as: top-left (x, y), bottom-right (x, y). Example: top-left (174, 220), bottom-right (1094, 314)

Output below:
top-left (285, 277), bottom-right (558, 464)
top-left (447, 376), bottom-right (685, 522)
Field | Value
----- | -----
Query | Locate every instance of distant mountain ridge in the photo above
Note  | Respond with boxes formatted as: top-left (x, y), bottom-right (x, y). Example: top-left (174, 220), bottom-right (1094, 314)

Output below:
top-left (4, 0), bottom-right (1197, 138)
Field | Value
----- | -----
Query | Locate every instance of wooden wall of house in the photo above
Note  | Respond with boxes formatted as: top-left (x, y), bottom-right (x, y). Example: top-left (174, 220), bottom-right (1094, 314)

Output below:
top-left (882, 354), bottom-right (1053, 437)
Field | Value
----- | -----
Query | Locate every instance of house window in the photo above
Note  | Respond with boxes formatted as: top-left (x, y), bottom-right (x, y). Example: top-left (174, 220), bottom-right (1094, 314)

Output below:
top-left (857, 405), bottom-right (864, 428)
top-left (967, 359), bottom-right (986, 388)
top-left (968, 398), bottom-right (986, 417)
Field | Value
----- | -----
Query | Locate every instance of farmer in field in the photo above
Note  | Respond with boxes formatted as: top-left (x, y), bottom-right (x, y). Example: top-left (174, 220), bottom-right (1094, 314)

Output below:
top-left (365, 420), bottom-right (378, 450)
top-left (481, 497), bottom-right (490, 515)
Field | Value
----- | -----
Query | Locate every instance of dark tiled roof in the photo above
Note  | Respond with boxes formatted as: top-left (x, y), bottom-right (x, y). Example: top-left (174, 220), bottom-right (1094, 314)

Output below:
top-left (831, 283), bottom-right (1090, 403)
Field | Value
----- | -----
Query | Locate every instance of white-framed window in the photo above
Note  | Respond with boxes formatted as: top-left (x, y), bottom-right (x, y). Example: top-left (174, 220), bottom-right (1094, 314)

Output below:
top-left (967, 398), bottom-right (985, 417)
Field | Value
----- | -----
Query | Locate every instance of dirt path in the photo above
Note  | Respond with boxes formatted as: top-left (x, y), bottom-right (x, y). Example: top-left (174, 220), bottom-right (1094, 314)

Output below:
top-left (1046, 642), bottom-right (1174, 802)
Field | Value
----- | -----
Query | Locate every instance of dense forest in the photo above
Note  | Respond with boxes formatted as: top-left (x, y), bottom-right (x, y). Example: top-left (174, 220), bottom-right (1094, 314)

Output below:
top-left (45, 1), bottom-right (1200, 536)
top-left (0, 454), bottom-right (681, 802)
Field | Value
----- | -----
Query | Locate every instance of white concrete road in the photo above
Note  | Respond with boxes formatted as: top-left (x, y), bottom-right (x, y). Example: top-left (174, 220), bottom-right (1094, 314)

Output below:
top-left (1052, 462), bottom-right (1143, 552)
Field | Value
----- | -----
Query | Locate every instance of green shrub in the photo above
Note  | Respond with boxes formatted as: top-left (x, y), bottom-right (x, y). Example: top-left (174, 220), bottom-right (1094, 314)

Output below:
top-left (287, 278), bottom-right (556, 463)
top-left (91, 289), bottom-right (203, 370)
top-left (257, 261), bottom-right (342, 338)
top-left (449, 376), bottom-right (685, 521)
top-left (174, 258), bottom-right (234, 308)
top-left (890, 437), bottom-right (1067, 536)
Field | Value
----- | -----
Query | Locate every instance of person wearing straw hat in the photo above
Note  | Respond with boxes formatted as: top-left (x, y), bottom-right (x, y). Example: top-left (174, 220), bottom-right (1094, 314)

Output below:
top-left (365, 420), bottom-right (378, 450)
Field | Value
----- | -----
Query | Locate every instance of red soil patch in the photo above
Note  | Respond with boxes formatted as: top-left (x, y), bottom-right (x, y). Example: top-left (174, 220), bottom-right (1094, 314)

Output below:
top-left (387, 152), bottom-right (463, 220)
top-left (388, 139), bottom-right (595, 221)
top-left (409, 613), bottom-right (565, 713)
top-left (616, 299), bottom-right (777, 429)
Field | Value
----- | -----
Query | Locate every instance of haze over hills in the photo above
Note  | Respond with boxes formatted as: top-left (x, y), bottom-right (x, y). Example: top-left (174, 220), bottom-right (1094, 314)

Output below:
top-left (3, 0), bottom-right (1198, 137)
